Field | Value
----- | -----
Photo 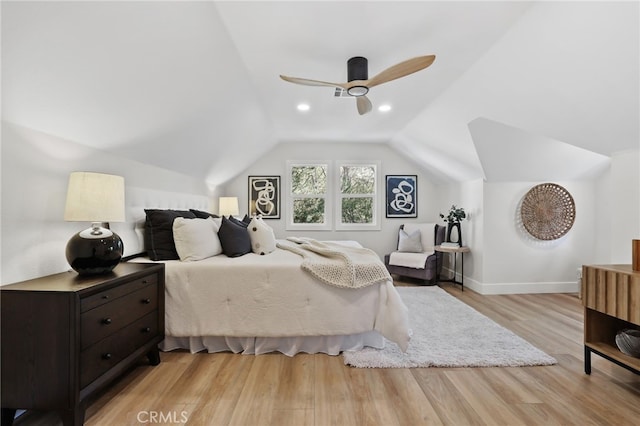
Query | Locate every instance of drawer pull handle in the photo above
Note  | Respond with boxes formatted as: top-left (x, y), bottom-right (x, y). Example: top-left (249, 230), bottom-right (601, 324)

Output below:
top-left (102, 318), bottom-right (112, 325)
top-left (142, 298), bottom-right (152, 304)
top-left (102, 353), bottom-right (112, 360)
top-left (101, 295), bottom-right (109, 300)
top-left (142, 280), bottom-right (148, 284)
top-left (142, 327), bottom-right (151, 333)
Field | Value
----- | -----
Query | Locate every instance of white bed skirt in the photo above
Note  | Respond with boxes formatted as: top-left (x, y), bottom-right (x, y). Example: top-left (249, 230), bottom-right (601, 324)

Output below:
top-left (160, 331), bottom-right (385, 357)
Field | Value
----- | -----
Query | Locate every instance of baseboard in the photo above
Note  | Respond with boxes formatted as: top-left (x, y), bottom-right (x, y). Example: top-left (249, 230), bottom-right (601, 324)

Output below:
top-left (440, 268), bottom-right (579, 295)
top-left (466, 279), bottom-right (578, 295)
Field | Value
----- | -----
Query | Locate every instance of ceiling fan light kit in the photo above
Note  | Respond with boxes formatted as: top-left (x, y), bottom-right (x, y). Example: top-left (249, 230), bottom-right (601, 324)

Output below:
top-left (347, 86), bottom-right (369, 97)
top-left (280, 54), bottom-right (435, 115)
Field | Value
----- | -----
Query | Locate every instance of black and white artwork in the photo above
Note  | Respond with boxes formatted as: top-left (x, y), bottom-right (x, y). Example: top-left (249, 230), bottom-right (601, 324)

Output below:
top-left (248, 176), bottom-right (280, 219)
top-left (385, 175), bottom-right (417, 218)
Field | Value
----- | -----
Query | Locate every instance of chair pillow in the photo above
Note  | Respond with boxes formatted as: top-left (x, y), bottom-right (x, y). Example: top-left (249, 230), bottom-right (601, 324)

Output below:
top-left (247, 216), bottom-right (276, 255)
top-left (218, 216), bottom-right (252, 257)
top-left (173, 217), bottom-right (222, 261)
top-left (397, 229), bottom-right (423, 253)
top-left (145, 209), bottom-right (197, 260)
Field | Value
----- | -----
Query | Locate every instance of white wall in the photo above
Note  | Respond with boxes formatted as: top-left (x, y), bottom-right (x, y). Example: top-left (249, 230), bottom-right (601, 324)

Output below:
top-left (223, 141), bottom-right (445, 258)
top-left (0, 122), bottom-right (212, 284)
top-left (436, 179), bottom-right (483, 288)
top-left (609, 150), bottom-right (640, 263)
top-left (480, 180), bottom-right (598, 294)
top-left (3, 123), bottom-right (634, 292)
top-left (459, 179), bottom-right (484, 286)
top-left (438, 159), bottom-right (640, 295)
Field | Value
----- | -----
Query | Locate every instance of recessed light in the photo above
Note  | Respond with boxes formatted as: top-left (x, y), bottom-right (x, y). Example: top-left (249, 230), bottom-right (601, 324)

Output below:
top-left (297, 103), bottom-right (310, 112)
top-left (378, 104), bottom-right (392, 112)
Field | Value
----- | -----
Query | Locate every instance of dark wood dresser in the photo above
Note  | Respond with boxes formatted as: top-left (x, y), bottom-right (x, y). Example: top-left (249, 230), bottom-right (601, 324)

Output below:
top-left (1, 262), bottom-right (165, 426)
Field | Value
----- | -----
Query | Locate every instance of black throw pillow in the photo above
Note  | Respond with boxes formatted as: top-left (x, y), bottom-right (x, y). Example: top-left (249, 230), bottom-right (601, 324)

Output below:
top-left (189, 209), bottom-right (219, 219)
top-left (144, 209), bottom-right (196, 260)
top-left (218, 216), bottom-right (252, 257)
top-left (228, 215), bottom-right (249, 228)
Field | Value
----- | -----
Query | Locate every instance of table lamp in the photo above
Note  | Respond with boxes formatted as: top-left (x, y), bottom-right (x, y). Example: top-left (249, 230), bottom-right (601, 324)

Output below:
top-left (219, 196), bottom-right (239, 217)
top-left (64, 172), bottom-right (125, 275)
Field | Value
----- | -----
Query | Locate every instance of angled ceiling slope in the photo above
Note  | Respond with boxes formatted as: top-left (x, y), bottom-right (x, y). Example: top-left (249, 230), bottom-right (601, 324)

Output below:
top-left (470, 118), bottom-right (610, 182)
top-left (2, 1), bottom-right (276, 186)
top-left (391, 1), bottom-right (638, 182)
top-left (2, 1), bottom-right (637, 186)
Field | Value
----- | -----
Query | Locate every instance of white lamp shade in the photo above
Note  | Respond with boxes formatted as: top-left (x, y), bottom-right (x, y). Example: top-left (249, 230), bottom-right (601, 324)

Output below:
top-left (219, 196), bottom-right (239, 217)
top-left (64, 172), bottom-right (125, 222)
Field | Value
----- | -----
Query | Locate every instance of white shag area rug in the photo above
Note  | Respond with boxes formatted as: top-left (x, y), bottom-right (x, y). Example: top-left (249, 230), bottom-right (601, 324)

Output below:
top-left (343, 286), bottom-right (557, 368)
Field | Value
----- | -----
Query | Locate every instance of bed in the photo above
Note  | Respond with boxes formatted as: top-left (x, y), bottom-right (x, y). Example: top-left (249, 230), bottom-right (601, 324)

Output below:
top-left (130, 238), bottom-right (410, 357)
top-left (121, 197), bottom-right (410, 357)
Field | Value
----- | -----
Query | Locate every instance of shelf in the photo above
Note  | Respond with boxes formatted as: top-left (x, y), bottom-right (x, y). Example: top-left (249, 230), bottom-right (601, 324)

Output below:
top-left (582, 264), bottom-right (640, 376)
top-left (586, 341), bottom-right (640, 371)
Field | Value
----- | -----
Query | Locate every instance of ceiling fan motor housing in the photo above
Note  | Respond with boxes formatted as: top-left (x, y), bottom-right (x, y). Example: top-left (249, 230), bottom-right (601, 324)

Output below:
top-left (347, 56), bottom-right (369, 96)
top-left (347, 56), bottom-right (368, 81)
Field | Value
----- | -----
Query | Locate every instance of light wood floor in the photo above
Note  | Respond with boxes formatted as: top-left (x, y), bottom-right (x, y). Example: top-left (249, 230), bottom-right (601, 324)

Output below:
top-left (16, 279), bottom-right (640, 426)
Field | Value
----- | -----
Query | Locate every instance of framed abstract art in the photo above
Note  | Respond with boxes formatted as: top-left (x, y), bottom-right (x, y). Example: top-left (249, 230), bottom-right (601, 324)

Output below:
top-left (385, 175), bottom-right (417, 218)
top-left (248, 176), bottom-right (280, 219)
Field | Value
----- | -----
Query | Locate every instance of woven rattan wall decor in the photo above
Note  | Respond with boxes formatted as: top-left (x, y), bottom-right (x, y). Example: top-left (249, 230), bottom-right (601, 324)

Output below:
top-left (521, 183), bottom-right (575, 240)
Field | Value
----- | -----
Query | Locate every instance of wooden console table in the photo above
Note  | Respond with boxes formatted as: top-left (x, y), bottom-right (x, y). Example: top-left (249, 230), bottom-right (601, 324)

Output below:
top-left (435, 245), bottom-right (470, 291)
top-left (582, 264), bottom-right (640, 375)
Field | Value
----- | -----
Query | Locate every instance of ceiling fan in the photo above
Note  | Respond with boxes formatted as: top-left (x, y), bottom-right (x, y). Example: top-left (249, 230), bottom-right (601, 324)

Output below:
top-left (280, 55), bottom-right (435, 115)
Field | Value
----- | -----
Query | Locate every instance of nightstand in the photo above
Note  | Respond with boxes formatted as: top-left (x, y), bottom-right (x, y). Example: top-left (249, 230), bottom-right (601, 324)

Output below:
top-left (1, 262), bottom-right (165, 426)
top-left (435, 245), bottom-right (470, 291)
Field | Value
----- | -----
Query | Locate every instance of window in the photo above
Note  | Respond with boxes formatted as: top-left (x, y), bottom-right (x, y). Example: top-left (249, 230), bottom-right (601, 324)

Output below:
top-left (336, 161), bottom-right (379, 230)
top-left (287, 161), bottom-right (332, 230)
top-left (286, 160), bottom-right (380, 231)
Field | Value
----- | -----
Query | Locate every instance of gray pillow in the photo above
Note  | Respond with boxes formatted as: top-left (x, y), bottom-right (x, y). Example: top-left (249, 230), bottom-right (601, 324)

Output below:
top-left (397, 229), bottom-right (423, 253)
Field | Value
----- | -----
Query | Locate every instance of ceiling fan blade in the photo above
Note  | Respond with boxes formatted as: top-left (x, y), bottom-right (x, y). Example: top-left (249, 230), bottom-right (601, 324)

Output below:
top-left (366, 55), bottom-right (436, 89)
top-left (356, 95), bottom-right (372, 115)
top-left (280, 75), bottom-right (347, 89)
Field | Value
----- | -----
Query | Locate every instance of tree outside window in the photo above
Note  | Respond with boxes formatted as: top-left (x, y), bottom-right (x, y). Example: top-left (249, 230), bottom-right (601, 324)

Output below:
top-left (289, 163), bottom-right (330, 228)
top-left (286, 161), bottom-right (380, 231)
top-left (339, 164), bottom-right (376, 226)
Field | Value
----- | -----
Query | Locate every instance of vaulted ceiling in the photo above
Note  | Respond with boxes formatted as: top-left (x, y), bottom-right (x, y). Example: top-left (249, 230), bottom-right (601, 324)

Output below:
top-left (2, 1), bottom-right (637, 185)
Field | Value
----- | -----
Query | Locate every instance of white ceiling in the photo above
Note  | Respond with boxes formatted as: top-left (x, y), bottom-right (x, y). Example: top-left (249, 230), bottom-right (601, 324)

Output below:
top-left (2, 1), bottom-right (638, 185)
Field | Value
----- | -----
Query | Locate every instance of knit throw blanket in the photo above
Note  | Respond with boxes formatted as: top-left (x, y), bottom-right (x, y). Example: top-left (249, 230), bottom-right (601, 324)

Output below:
top-left (276, 238), bottom-right (392, 289)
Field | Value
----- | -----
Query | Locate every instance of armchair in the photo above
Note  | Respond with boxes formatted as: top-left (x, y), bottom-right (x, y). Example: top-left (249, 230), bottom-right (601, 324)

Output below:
top-left (384, 223), bottom-right (446, 285)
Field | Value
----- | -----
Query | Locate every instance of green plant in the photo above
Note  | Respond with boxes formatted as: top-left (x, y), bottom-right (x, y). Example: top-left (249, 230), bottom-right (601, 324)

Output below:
top-left (439, 205), bottom-right (466, 223)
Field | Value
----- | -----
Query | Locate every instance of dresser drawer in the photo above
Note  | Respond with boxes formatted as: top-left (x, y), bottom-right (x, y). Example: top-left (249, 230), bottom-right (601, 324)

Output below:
top-left (81, 283), bottom-right (158, 349)
top-left (80, 311), bottom-right (159, 388)
top-left (81, 273), bottom-right (158, 313)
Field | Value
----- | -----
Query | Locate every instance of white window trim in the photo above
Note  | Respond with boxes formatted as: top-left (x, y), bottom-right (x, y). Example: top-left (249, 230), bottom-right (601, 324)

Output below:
top-left (285, 160), bottom-right (333, 231)
top-left (335, 160), bottom-right (381, 231)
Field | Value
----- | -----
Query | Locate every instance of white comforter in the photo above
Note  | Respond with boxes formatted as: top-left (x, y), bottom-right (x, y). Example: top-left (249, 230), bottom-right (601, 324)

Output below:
top-left (135, 242), bottom-right (410, 351)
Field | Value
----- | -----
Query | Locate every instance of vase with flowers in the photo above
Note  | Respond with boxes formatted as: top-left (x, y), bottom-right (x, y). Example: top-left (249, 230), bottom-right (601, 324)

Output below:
top-left (439, 205), bottom-right (466, 246)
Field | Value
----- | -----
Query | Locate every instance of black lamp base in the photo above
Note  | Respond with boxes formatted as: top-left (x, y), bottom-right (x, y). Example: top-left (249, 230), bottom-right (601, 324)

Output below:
top-left (66, 225), bottom-right (124, 275)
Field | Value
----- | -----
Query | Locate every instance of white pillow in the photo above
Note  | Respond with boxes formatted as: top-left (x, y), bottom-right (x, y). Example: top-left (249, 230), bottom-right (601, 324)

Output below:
top-left (247, 216), bottom-right (276, 255)
top-left (397, 228), bottom-right (423, 253)
top-left (172, 217), bottom-right (222, 261)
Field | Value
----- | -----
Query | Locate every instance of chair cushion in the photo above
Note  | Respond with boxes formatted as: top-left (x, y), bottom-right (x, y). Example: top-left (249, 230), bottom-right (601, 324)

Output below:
top-left (402, 223), bottom-right (436, 252)
top-left (397, 229), bottom-right (423, 252)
